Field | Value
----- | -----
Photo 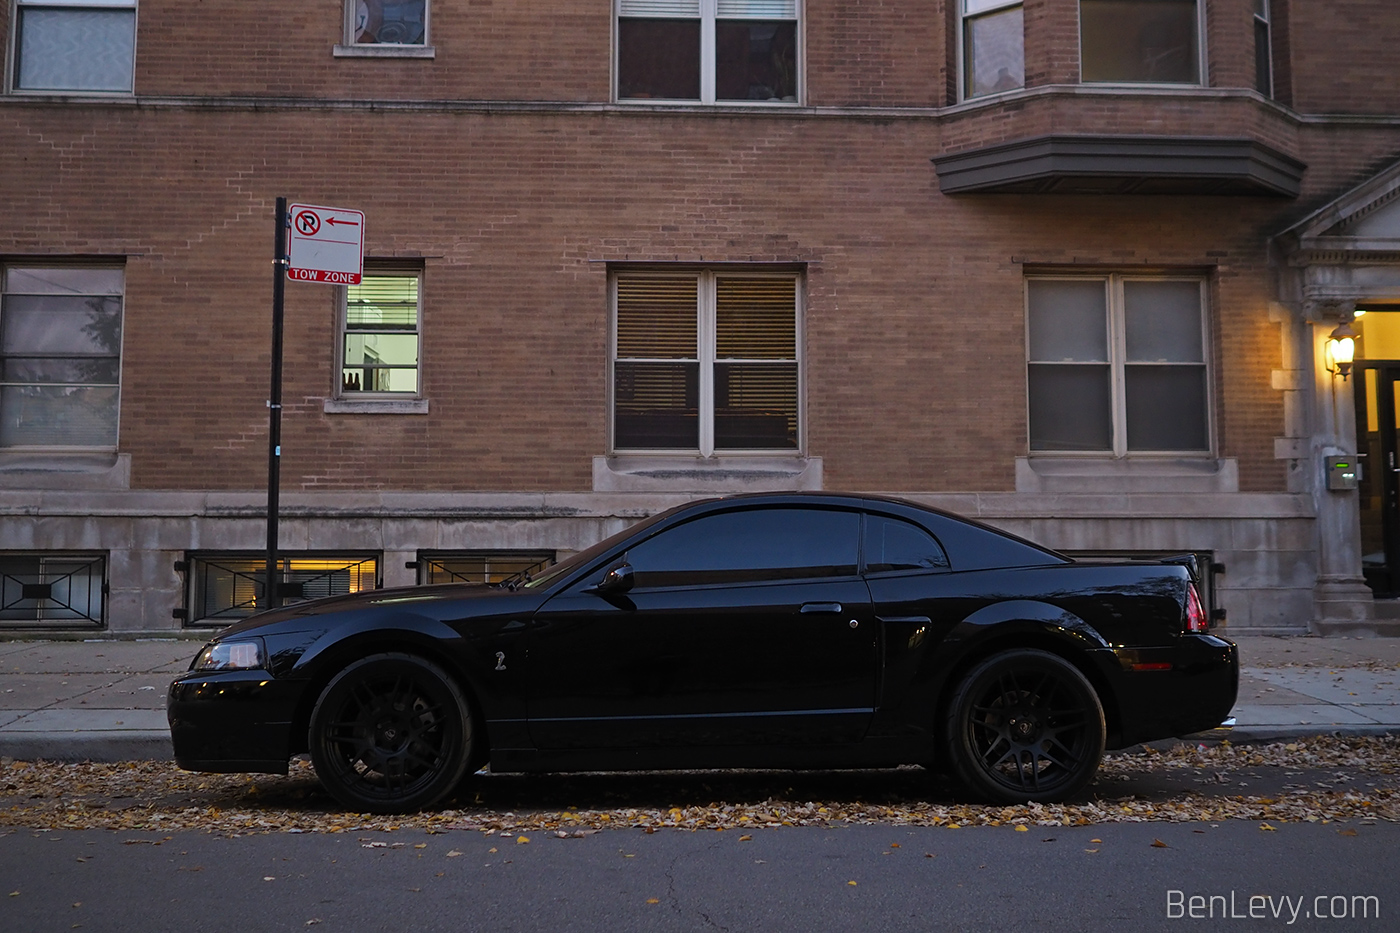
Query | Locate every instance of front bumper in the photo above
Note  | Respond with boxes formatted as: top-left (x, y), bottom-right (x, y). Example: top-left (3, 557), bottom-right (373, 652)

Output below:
top-left (167, 670), bottom-right (307, 774)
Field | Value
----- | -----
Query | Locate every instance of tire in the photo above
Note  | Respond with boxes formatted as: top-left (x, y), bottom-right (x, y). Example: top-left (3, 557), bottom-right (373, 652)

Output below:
top-left (943, 648), bottom-right (1106, 804)
top-left (309, 653), bottom-right (473, 814)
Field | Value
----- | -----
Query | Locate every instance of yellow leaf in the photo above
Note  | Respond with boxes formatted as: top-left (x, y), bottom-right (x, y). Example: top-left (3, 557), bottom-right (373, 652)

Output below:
top-left (739, 835), bottom-right (752, 842)
top-left (1014, 826), bottom-right (1028, 832)
top-left (646, 899), bottom-right (660, 905)
top-left (1151, 839), bottom-right (1169, 849)
top-left (413, 844), bottom-right (427, 849)
top-left (1338, 829), bottom-right (1359, 837)
top-left (1259, 823), bottom-right (1277, 832)
top-left (1085, 848), bottom-right (1099, 853)
top-left (447, 850), bottom-right (464, 857)
top-left (890, 843), bottom-right (900, 848)
top-left (1091, 839), bottom-right (1102, 843)
top-left (848, 881), bottom-right (858, 886)
top-left (9, 892), bottom-right (19, 897)
top-left (516, 836), bottom-right (530, 845)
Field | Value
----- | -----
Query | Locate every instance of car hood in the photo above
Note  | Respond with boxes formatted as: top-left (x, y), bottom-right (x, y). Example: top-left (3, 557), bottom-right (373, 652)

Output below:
top-left (209, 582), bottom-right (534, 640)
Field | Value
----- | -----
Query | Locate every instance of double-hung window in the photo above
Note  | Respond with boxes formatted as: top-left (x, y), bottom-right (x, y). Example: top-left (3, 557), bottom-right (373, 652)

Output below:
top-left (1080, 0), bottom-right (1202, 85)
top-left (1026, 275), bottom-right (1210, 456)
top-left (962, 0), bottom-right (1024, 100)
top-left (612, 270), bottom-right (800, 454)
top-left (0, 266), bottom-right (123, 448)
top-left (616, 0), bottom-right (799, 104)
top-left (1253, 0), bottom-right (1273, 97)
top-left (11, 0), bottom-right (136, 93)
top-left (339, 271), bottom-right (420, 395)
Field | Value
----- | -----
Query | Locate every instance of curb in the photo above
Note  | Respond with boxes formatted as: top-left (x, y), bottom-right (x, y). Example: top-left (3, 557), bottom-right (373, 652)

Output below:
top-left (0, 732), bottom-right (174, 763)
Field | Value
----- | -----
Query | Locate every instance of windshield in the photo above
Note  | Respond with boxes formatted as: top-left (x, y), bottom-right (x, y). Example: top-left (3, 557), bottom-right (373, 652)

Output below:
top-left (522, 507), bottom-right (679, 589)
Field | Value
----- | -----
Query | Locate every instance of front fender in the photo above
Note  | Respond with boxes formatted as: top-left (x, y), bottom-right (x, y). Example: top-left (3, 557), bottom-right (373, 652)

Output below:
top-left (283, 611), bottom-right (528, 756)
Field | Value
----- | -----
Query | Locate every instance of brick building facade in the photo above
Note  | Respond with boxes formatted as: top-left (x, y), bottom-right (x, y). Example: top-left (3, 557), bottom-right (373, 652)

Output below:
top-left (2, 1), bottom-right (1399, 635)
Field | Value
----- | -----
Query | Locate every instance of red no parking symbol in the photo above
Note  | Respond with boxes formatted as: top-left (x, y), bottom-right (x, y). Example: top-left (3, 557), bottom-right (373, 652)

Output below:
top-left (294, 209), bottom-right (321, 237)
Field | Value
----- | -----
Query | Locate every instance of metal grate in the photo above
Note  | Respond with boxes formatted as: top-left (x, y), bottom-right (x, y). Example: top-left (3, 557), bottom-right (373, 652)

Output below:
top-left (416, 551), bottom-right (556, 586)
top-left (0, 554), bottom-right (106, 629)
top-left (185, 554), bottom-right (379, 626)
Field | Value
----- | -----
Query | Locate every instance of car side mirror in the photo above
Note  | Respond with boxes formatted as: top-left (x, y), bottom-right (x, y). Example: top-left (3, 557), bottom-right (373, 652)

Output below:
top-left (591, 561), bottom-right (635, 596)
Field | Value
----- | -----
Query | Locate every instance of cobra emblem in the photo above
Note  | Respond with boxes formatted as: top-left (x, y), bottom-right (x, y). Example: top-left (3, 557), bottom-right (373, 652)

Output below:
top-left (495, 651), bottom-right (507, 671)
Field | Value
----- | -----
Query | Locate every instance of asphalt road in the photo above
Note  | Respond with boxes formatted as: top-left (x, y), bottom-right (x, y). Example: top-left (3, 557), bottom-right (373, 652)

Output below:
top-left (1, 821), bottom-right (1394, 933)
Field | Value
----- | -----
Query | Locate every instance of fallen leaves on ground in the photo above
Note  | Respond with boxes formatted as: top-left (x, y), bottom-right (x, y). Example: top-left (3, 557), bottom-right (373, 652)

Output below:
top-left (0, 735), bottom-right (1396, 837)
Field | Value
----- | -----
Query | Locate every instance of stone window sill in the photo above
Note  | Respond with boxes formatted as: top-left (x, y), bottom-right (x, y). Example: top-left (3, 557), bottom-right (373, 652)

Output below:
top-left (333, 45), bottom-right (435, 59)
top-left (1015, 456), bottom-right (1239, 494)
top-left (593, 455), bottom-right (822, 493)
top-left (323, 397), bottom-right (429, 415)
top-left (0, 451), bottom-right (130, 489)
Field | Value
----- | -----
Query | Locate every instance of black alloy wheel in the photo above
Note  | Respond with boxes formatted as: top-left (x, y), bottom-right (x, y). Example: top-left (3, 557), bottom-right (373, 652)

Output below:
top-left (309, 653), bottom-right (473, 814)
top-left (944, 648), bottom-right (1106, 803)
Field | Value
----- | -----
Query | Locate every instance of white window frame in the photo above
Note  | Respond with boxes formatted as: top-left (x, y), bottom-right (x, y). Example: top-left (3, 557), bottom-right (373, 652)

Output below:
top-left (335, 268), bottom-right (423, 400)
top-left (958, 0), bottom-right (1024, 102)
top-left (1025, 274), bottom-right (1214, 458)
top-left (614, 0), bottom-right (802, 106)
top-left (1077, 0), bottom-right (1207, 87)
top-left (7, 0), bottom-right (137, 95)
top-left (609, 268), bottom-right (804, 456)
top-left (335, 0), bottom-right (434, 58)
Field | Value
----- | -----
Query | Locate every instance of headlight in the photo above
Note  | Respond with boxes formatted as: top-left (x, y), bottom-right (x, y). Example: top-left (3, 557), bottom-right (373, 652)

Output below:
top-left (193, 638), bottom-right (266, 671)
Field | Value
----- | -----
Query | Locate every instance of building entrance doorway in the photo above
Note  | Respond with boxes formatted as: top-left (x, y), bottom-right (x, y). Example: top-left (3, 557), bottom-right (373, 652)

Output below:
top-left (1354, 309), bottom-right (1400, 595)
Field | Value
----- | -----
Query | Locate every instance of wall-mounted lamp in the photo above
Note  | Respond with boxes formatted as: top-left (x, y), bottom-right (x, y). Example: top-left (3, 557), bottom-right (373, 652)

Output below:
top-left (1325, 319), bottom-right (1359, 381)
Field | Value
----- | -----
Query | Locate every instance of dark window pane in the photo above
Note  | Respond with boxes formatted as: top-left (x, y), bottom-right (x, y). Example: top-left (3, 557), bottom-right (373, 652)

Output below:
top-left (1254, 17), bottom-right (1272, 95)
top-left (715, 20), bottom-right (796, 101)
top-left (1125, 365), bottom-right (1208, 450)
top-left (354, 0), bottom-right (427, 44)
top-left (1028, 364), bottom-right (1112, 450)
top-left (715, 277), bottom-right (794, 358)
top-left (2, 358), bottom-right (120, 385)
top-left (1124, 281), bottom-right (1202, 363)
top-left (627, 508), bottom-right (859, 586)
top-left (618, 19), bottom-right (701, 99)
top-left (966, 6), bottom-right (1024, 98)
top-left (714, 362), bottom-right (796, 449)
top-left (617, 276), bottom-right (698, 359)
top-left (1081, 0), bottom-right (1198, 84)
top-left (0, 385), bottom-right (119, 447)
top-left (614, 361), bottom-right (699, 449)
top-left (1, 296), bottom-right (122, 356)
top-left (1027, 280), bottom-right (1108, 362)
top-left (864, 516), bottom-right (948, 573)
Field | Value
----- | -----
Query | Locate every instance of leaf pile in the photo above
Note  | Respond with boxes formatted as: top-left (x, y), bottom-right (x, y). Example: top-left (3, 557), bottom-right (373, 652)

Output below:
top-left (1, 735), bottom-right (1396, 836)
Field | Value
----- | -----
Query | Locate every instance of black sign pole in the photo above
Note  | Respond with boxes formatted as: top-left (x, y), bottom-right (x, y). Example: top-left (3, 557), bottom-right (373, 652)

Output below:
top-left (265, 197), bottom-right (289, 610)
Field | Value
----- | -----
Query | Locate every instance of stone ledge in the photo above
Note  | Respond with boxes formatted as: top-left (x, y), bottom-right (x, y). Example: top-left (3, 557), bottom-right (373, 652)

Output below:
top-left (1014, 456), bottom-right (1239, 494)
top-left (593, 456), bottom-right (822, 493)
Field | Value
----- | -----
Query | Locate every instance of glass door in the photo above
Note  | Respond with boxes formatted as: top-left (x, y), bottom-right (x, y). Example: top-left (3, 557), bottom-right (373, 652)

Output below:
top-left (1357, 364), bottom-right (1400, 594)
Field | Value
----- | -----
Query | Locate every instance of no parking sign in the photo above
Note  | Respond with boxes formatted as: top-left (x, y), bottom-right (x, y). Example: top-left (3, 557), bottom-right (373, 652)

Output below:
top-left (286, 203), bottom-right (365, 284)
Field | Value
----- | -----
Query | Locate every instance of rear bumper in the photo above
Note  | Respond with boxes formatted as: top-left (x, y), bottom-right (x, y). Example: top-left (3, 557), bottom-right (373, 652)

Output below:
top-left (1105, 634), bottom-right (1239, 748)
top-left (167, 670), bottom-right (307, 774)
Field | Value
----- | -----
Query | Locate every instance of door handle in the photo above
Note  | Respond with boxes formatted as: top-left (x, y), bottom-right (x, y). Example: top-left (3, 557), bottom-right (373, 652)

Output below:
top-left (800, 601), bottom-right (842, 614)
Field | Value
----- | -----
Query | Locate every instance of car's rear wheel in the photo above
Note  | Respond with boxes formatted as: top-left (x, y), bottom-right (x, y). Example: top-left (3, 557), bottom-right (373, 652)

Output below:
top-left (944, 648), bottom-right (1105, 803)
top-left (309, 653), bottom-right (473, 813)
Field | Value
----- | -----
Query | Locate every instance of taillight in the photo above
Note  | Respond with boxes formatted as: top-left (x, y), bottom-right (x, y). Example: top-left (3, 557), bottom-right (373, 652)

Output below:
top-left (1184, 583), bottom-right (1209, 633)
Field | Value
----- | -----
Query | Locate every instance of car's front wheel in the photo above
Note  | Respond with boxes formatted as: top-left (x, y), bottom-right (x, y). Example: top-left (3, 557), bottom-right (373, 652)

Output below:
top-left (309, 653), bottom-right (473, 813)
top-left (944, 648), bottom-right (1105, 803)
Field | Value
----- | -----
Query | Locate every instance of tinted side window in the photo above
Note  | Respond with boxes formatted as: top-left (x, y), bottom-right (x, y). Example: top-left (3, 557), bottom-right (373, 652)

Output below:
top-left (863, 515), bottom-right (949, 573)
top-left (626, 508), bottom-right (860, 587)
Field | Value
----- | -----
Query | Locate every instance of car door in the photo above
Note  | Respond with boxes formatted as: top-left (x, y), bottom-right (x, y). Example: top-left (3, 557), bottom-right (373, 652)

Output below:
top-left (526, 505), bottom-right (877, 750)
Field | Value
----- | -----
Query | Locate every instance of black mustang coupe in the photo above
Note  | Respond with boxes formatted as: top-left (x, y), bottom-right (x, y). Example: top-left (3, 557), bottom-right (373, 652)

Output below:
top-left (168, 493), bottom-right (1237, 812)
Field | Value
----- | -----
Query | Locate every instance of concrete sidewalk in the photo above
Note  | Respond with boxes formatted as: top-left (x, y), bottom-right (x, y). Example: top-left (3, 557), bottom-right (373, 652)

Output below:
top-left (1, 635), bottom-right (1398, 763)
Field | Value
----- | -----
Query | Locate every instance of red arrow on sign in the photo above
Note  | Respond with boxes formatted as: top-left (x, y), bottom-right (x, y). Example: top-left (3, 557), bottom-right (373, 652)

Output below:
top-left (326, 217), bottom-right (360, 227)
